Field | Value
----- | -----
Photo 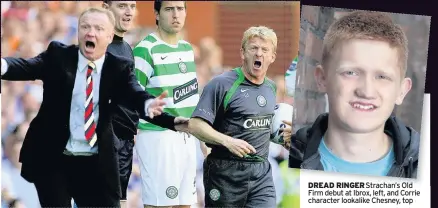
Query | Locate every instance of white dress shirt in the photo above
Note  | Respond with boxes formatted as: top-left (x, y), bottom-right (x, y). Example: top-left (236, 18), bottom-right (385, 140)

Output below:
top-left (64, 51), bottom-right (105, 155)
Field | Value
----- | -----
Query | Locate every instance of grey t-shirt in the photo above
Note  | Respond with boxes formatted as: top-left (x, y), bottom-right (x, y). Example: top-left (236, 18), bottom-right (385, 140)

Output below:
top-left (192, 68), bottom-right (276, 159)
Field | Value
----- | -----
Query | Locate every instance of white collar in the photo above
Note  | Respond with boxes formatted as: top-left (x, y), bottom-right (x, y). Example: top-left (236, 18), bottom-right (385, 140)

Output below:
top-left (78, 50), bottom-right (105, 74)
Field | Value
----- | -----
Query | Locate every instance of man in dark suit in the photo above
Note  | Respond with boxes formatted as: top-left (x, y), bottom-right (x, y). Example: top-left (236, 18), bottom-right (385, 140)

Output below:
top-left (0, 7), bottom-right (188, 207)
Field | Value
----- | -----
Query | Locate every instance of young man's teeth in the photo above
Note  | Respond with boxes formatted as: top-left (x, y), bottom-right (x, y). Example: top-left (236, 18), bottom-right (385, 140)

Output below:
top-left (353, 103), bottom-right (374, 110)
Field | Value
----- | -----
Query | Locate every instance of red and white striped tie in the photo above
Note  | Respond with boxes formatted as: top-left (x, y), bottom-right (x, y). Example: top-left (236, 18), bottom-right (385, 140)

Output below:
top-left (85, 62), bottom-right (97, 147)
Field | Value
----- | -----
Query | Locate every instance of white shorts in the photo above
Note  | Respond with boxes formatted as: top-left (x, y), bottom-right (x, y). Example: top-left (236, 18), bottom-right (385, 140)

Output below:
top-left (135, 130), bottom-right (198, 206)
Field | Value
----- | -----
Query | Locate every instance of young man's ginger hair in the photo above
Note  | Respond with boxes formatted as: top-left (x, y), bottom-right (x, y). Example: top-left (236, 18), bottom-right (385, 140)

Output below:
top-left (322, 10), bottom-right (408, 76)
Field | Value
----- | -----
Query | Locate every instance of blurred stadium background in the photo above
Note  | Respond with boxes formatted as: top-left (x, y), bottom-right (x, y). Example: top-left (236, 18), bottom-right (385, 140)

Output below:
top-left (1, 1), bottom-right (301, 207)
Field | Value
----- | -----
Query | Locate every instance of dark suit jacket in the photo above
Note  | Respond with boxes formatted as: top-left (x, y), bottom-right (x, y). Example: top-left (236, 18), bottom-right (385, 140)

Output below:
top-left (1, 41), bottom-right (176, 197)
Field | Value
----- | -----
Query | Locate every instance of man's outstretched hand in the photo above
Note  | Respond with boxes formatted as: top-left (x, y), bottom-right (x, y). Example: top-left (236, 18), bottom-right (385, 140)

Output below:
top-left (147, 91), bottom-right (168, 119)
top-left (175, 117), bottom-right (190, 133)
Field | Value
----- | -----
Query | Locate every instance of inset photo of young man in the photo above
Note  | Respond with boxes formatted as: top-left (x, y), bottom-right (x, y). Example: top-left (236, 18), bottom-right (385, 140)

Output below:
top-left (288, 6), bottom-right (430, 179)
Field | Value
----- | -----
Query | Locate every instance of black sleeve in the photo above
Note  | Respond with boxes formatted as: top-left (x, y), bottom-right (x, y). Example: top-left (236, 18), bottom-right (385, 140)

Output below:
top-left (191, 77), bottom-right (228, 125)
top-left (2, 41), bottom-right (59, 81)
top-left (411, 161), bottom-right (418, 179)
top-left (288, 126), bottom-right (310, 168)
top-left (288, 133), bottom-right (304, 168)
top-left (144, 113), bottom-right (176, 131)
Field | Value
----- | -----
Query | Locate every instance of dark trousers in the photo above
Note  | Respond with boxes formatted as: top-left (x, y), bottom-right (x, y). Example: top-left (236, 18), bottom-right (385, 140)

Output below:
top-left (33, 154), bottom-right (120, 207)
top-left (118, 138), bottom-right (135, 200)
top-left (203, 156), bottom-right (276, 208)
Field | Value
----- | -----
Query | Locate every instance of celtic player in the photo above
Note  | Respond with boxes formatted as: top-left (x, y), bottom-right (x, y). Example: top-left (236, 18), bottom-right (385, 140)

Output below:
top-left (189, 26), bottom-right (278, 207)
top-left (133, 1), bottom-right (198, 207)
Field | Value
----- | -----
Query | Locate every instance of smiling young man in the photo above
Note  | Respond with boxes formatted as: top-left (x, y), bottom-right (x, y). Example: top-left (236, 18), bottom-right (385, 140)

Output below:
top-left (188, 26), bottom-right (278, 207)
top-left (132, 1), bottom-right (200, 207)
top-left (288, 11), bottom-right (420, 178)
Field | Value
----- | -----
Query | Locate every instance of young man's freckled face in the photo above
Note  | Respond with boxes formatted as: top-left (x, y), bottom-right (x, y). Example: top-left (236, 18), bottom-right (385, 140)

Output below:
top-left (317, 39), bottom-right (411, 133)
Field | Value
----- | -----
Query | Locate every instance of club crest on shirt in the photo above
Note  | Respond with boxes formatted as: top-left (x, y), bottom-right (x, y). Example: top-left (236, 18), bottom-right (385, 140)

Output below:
top-left (166, 186), bottom-right (178, 199)
top-left (209, 188), bottom-right (220, 201)
top-left (257, 95), bottom-right (267, 107)
top-left (178, 61), bottom-right (188, 73)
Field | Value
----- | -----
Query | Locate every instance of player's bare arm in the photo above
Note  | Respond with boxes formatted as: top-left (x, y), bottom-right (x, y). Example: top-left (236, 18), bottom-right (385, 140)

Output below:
top-left (189, 118), bottom-right (256, 158)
